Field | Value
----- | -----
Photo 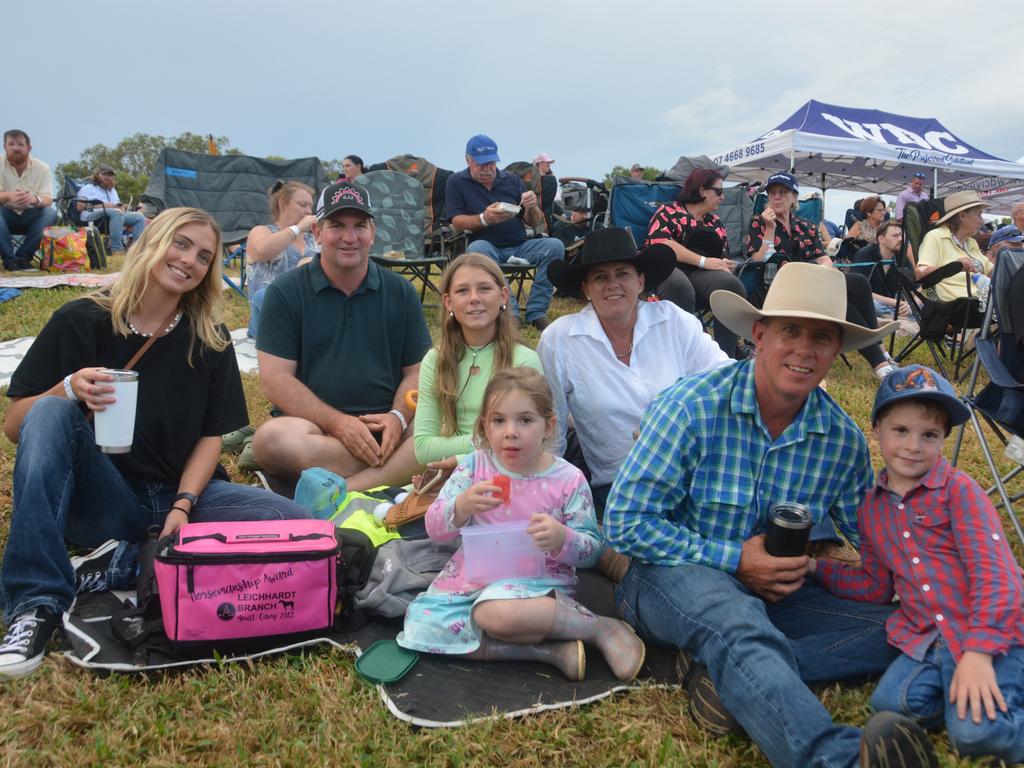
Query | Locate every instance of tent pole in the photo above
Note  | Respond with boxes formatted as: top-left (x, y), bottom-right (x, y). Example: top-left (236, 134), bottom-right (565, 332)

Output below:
top-left (821, 173), bottom-right (827, 222)
top-left (933, 168), bottom-right (938, 199)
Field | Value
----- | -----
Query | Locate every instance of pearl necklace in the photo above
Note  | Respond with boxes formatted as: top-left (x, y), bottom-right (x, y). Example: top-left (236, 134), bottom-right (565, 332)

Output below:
top-left (129, 311), bottom-right (182, 338)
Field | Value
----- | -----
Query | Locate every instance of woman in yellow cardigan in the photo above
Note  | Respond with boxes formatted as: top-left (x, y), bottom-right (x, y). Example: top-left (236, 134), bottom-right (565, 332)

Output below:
top-left (916, 191), bottom-right (992, 305)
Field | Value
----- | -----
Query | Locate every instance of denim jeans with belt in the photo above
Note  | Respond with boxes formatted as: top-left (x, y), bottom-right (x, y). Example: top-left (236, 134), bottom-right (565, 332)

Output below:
top-left (871, 639), bottom-right (1024, 763)
top-left (617, 561), bottom-right (898, 768)
top-left (0, 397), bottom-right (310, 624)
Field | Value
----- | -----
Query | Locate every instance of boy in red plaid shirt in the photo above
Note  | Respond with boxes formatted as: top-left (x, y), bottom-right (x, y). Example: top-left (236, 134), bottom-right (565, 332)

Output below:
top-left (811, 364), bottom-right (1024, 764)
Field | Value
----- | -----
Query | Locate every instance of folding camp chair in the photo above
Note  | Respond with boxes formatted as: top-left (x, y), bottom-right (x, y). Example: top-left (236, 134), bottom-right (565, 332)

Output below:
top-left (368, 154), bottom-right (466, 260)
top-left (222, 239), bottom-right (247, 299)
top-left (951, 246), bottom-right (1024, 543)
top-left (890, 199), bottom-right (986, 381)
top-left (554, 179), bottom-right (608, 266)
top-left (53, 176), bottom-right (109, 270)
top-left (737, 194), bottom-right (825, 308)
top-left (357, 170), bottom-right (447, 307)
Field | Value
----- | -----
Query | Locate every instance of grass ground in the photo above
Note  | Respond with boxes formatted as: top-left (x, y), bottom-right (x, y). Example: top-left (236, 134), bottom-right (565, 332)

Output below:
top-left (0, 267), bottom-right (1020, 767)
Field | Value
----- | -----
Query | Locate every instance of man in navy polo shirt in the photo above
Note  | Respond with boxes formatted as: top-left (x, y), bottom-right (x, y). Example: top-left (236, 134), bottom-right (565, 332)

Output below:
top-left (252, 180), bottom-right (432, 491)
top-left (445, 134), bottom-right (564, 330)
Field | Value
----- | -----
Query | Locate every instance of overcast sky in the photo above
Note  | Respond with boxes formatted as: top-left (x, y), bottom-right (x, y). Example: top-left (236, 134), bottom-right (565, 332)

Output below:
top-left (8, 0), bottom-right (1023, 222)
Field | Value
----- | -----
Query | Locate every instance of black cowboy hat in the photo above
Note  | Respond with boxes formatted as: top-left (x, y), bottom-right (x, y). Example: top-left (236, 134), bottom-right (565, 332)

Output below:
top-left (548, 228), bottom-right (676, 300)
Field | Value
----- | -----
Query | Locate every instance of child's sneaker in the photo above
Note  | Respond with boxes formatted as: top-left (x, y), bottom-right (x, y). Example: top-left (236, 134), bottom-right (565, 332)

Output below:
top-left (0, 607), bottom-right (61, 679)
top-left (70, 539), bottom-right (118, 594)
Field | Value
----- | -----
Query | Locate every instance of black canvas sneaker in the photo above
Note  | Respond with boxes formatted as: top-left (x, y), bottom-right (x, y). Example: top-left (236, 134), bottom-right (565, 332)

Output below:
top-left (0, 608), bottom-right (61, 679)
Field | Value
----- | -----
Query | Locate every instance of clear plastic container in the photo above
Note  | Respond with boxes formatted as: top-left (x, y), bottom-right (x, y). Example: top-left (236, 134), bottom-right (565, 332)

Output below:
top-left (461, 520), bottom-right (545, 583)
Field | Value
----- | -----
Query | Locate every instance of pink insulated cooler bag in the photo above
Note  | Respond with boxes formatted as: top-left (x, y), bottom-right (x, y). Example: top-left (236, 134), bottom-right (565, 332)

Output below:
top-left (154, 519), bottom-right (339, 643)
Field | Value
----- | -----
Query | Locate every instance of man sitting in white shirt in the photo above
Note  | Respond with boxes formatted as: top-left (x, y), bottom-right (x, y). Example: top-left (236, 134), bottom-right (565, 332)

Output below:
top-left (76, 164), bottom-right (146, 253)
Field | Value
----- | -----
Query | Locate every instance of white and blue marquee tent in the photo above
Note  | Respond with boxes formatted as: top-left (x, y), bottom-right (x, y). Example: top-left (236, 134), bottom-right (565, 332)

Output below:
top-left (710, 100), bottom-right (1024, 212)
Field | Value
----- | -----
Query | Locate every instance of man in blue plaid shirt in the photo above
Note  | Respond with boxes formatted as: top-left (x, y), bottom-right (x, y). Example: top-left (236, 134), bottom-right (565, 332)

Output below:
top-left (606, 263), bottom-right (937, 767)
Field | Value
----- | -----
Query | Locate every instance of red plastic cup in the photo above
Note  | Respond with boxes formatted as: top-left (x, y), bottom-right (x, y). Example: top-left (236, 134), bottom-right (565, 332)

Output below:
top-left (492, 474), bottom-right (511, 505)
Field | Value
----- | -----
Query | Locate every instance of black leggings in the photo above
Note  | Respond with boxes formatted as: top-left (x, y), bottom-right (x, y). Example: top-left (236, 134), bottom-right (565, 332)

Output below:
top-left (843, 271), bottom-right (886, 367)
top-left (655, 266), bottom-right (747, 358)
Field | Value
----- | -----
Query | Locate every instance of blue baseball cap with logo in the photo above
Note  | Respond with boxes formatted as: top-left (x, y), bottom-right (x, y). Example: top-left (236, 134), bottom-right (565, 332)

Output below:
top-left (913, 171), bottom-right (927, 179)
top-left (871, 364), bottom-right (970, 427)
top-left (989, 225), bottom-right (1024, 250)
top-left (765, 171), bottom-right (798, 193)
top-left (466, 134), bottom-right (500, 164)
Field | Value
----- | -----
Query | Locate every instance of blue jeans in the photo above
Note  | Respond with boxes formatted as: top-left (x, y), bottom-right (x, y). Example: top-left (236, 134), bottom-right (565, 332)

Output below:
top-left (466, 237), bottom-right (564, 322)
top-left (617, 562), bottom-right (898, 768)
top-left (248, 286), bottom-right (267, 339)
top-left (86, 209), bottom-right (146, 251)
top-left (871, 640), bottom-right (1024, 763)
top-left (0, 205), bottom-right (58, 265)
top-left (0, 397), bottom-right (310, 624)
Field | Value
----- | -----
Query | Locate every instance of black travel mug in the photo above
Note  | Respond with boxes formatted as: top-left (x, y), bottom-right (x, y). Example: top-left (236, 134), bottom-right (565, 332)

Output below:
top-left (764, 503), bottom-right (813, 557)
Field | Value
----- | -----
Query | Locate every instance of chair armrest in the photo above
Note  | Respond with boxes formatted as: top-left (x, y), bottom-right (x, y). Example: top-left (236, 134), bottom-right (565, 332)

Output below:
top-left (918, 261), bottom-right (963, 289)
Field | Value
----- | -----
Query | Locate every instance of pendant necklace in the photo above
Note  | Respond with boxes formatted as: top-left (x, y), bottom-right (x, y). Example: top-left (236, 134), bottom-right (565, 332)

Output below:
top-left (466, 341), bottom-right (493, 377)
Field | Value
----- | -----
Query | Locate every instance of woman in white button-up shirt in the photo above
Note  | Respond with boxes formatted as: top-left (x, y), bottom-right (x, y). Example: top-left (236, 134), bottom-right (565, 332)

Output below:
top-left (539, 228), bottom-right (730, 515)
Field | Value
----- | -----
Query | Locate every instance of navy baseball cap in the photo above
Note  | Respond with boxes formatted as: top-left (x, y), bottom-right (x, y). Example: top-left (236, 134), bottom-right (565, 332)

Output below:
top-left (315, 180), bottom-right (374, 221)
top-left (765, 171), bottom-right (798, 193)
top-left (871, 365), bottom-right (970, 427)
top-left (989, 225), bottom-right (1024, 249)
top-left (466, 134), bottom-right (500, 164)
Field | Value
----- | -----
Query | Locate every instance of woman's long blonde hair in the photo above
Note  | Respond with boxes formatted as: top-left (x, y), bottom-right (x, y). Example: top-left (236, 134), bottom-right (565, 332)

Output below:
top-left (90, 207), bottom-right (227, 363)
top-left (437, 253), bottom-right (520, 436)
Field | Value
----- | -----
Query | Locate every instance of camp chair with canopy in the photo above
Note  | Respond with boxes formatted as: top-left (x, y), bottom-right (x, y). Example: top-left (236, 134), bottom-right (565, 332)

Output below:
top-left (950, 246), bottom-right (1024, 544)
top-left (355, 170), bottom-right (447, 308)
top-left (142, 149), bottom-right (329, 297)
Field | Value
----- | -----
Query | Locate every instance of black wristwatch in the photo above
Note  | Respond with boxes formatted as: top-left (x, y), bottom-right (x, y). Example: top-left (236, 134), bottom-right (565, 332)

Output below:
top-left (173, 492), bottom-right (198, 511)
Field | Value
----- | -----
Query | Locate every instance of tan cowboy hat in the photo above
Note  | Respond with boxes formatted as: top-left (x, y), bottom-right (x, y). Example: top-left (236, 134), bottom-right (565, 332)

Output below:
top-left (935, 190), bottom-right (989, 225)
top-left (710, 262), bottom-right (899, 353)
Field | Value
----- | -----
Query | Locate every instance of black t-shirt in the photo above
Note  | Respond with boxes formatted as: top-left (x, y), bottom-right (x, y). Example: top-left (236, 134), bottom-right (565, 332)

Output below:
top-left (7, 298), bottom-right (247, 484)
top-left (854, 242), bottom-right (900, 298)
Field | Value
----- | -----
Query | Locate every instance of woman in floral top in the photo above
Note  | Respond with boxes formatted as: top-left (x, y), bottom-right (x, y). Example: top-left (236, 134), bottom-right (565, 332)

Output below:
top-left (245, 181), bottom-right (318, 338)
top-left (645, 168), bottom-right (747, 357)
top-left (746, 172), bottom-right (896, 378)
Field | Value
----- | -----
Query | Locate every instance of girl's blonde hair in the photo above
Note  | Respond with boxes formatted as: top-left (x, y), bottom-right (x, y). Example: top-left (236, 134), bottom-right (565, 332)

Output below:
top-left (437, 253), bottom-right (520, 435)
top-left (473, 367), bottom-right (555, 448)
top-left (90, 207), bottom-right (227, 362)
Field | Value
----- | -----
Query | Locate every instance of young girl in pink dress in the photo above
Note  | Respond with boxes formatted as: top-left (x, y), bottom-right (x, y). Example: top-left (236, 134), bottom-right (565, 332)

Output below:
top-left (397, 367), bottom-right (645, 681)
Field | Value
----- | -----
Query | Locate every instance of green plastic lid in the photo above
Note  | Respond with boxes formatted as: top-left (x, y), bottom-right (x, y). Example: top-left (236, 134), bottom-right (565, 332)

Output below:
top-left (355, 640), bottom-right (419, 684)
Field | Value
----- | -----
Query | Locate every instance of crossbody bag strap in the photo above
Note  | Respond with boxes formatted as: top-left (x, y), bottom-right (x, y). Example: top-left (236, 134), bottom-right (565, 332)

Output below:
top-left (84, 308), bottom-right (180, 422)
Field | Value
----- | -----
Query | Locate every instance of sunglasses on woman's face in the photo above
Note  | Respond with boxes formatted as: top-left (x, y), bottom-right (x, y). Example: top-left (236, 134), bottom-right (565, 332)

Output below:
top-left (706, 187), bottom-right (725, 196)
